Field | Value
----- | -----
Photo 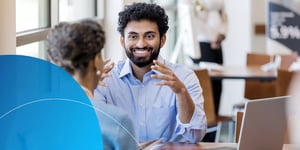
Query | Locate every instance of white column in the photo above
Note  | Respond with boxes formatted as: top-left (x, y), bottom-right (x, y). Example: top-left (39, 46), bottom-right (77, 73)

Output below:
top-left (0, 0), bottom-right (16, 54)
top-left (219, 0), bottom-right (251, 117)
top-left (103, 0), bottom-right (125, 61)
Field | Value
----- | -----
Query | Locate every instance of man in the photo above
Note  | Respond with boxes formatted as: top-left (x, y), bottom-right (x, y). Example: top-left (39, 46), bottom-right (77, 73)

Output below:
top-left (94, 2), bottom-right (207, 143)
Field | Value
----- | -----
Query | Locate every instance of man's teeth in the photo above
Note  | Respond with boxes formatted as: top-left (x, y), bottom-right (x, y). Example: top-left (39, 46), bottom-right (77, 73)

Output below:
top-left (135, 50), bottom-right (147, 53)
top-left (134, 49), bottom-right (151, 52)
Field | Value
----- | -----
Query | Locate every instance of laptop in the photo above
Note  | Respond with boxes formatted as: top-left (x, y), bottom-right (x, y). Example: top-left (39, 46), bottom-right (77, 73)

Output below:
top-left (237, 96), bottom-right (288, 150)
top-left (205, 96), bottom-right (288, 150)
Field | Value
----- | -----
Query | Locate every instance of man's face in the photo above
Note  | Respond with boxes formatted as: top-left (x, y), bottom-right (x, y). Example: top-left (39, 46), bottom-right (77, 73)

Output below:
top-left (120, 19), bottom-right (166, 67)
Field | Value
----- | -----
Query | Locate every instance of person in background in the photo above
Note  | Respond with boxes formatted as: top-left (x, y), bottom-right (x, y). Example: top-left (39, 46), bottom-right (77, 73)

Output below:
top-left (191, 0), bottom-right (227, 141)
top-left (191, 0), bottom-right (227, 124)
top-left (47, 19), bottom-right (138, 150)
top-left (94, 2), bottom-right (207, 143)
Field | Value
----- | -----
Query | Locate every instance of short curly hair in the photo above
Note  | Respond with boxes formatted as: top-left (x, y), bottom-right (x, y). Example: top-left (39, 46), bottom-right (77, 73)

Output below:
top-left (117, 2), bottom-right (169, 38)
top-left (47, 19), bottom-right (105, 76)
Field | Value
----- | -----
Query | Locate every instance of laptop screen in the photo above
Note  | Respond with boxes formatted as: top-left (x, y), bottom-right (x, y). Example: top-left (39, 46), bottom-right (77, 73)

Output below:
top-left (237, 96), bottom-right (288, 150)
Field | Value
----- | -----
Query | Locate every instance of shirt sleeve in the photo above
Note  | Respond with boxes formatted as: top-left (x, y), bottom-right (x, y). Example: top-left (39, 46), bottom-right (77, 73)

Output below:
top-left (94, 85), bottom-right (108, 103)
top-left (174, 71), bottom-right (207, 143)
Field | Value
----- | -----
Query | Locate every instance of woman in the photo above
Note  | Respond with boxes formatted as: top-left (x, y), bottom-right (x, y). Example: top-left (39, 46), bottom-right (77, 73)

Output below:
top-left (47, 19), bottom-right (138, 150)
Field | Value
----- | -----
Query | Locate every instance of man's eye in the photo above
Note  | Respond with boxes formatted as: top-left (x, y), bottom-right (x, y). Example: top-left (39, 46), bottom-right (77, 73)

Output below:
top-left (146, 34), bottom-right (155, 39)
top-left (128, 35), bottom-right (137, 39)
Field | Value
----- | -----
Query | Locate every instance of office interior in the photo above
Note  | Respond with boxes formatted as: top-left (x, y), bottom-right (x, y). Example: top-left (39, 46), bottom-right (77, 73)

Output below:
top-left (0, 0), bottom-right (298, 143)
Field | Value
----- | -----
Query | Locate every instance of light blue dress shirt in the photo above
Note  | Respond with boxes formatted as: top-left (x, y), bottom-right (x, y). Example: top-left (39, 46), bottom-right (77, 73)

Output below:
top-left (94, 56), bottom-right (207, 143)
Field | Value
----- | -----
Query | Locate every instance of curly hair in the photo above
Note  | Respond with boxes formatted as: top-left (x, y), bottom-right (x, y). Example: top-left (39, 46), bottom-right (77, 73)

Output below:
top-left (117, 2), bottom-right (169, 38)
top-left (47, 19), bottom-right (105, 76)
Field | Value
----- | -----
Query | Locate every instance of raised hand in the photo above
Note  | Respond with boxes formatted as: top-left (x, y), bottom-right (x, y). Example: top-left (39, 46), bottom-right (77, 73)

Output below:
top-left (150, 60), bottom-right (186, 94)
top-left (98, 58), bottom-right (115, 86)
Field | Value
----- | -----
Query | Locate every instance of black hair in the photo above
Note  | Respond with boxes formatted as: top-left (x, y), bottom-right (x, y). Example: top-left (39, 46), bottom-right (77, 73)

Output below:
top-left (117, 2), bottom-right (169, 38)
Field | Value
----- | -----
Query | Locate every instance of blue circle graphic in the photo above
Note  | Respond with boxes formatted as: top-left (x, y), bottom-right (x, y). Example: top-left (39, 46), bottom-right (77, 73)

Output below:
top-left (0, 55), bottom-right (103, 150)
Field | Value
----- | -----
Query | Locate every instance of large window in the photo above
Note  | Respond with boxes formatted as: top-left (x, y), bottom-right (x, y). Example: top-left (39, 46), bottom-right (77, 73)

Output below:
top-left (16, 0), bottom-right (50, 59)
top-left (16, 0), bottom-right (101, 59)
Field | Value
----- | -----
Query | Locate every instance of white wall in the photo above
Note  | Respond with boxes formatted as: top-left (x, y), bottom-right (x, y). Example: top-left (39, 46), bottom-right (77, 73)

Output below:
top-left (0, 0), bottom-right (16, 54)
top-left (251, 0), bottom-right (267, 53)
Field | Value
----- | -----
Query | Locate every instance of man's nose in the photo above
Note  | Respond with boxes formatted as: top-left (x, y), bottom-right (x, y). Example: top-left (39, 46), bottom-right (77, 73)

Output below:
top-left (136, 38), bottom-right (147, 48)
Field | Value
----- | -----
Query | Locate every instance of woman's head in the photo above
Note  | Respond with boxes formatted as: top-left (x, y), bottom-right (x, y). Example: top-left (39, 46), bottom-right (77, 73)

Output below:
top-left (47, 19), bottom-right (105, 77)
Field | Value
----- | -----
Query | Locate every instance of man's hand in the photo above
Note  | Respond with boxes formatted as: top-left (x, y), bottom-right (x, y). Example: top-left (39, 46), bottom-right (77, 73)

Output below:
top-left (98, 59), bottom-right (114, 87)
top-left (150, 60), bottom-right (186, 94)
top-left (151, 60), bottom-right (195, 123)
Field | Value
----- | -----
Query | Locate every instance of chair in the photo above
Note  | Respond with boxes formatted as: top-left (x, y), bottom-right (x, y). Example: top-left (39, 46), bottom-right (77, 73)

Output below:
top-left (233, 53), bottom-right (277, 116)
top-left (278, 52), bottom-right (298, 70)
top-left (244, 52), bottom-right (298, 99)
top-left (276, 69), bottom-right (296, 96)
top-left (194, 69), bottom-right (233, 142)
top-left (235, 111), bottom-right (243, 143)
top-left (244, 53), bottom-right (276, 99)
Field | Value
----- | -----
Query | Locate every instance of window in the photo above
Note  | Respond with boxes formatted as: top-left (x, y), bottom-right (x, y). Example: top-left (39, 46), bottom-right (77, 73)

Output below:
top-left (59, 0), bottom-right (96, 22)
top-left (151, 0), bottom-right (177, 61)
top-left (16, 41), bottom-right (47, 58)
top-left (16, 0), bottom-right (103, 59)
top-left (16, 0), bottom-right (50, 59)
top-left (16, 0), bottom-right (50, 32)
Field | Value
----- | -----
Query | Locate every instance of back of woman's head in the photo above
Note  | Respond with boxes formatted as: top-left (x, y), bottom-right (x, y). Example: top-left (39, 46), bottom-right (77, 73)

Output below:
top-left (47, 19), bottom-right (105, 75)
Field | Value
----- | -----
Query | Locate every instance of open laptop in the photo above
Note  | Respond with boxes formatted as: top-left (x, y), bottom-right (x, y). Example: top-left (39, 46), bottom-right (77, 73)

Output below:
top-left (237, 96), bottom-right (288, 150)
top-left (205, 96), bottom-right (288, 150)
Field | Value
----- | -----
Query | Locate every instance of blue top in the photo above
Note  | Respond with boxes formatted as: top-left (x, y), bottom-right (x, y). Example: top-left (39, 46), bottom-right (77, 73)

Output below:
top-left (91, 100), bottom-right (138, 150)
top-left (94, 56), bottom-right (207, 143)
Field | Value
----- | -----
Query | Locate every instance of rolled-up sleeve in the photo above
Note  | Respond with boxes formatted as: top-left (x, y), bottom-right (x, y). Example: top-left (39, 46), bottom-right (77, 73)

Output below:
top-left (174, 71), bottom-right (207, 143)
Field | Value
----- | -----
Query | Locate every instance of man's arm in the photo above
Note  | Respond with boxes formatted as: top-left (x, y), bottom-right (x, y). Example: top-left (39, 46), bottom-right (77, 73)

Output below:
top-left (150, 60), bottom-right (207, 142)
top-left (150, 60), bottom-right (195, 123)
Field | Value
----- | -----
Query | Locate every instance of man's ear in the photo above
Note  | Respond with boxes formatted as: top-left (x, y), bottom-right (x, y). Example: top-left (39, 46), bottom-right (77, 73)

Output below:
top-left (120, 36), bottom-right (125, 48)
top-left (160, 34), bottom-right (167, 48)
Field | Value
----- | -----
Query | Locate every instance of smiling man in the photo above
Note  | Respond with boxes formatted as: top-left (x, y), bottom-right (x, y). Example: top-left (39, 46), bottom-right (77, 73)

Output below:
top-left (94, 2), bottom-right (207, 143)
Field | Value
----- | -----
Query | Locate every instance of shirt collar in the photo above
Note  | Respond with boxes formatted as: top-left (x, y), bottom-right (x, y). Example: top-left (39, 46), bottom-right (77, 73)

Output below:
top-left (118, 55), bottom-right (165, 78)
top-left (119, 58), bottom-right (132, 78)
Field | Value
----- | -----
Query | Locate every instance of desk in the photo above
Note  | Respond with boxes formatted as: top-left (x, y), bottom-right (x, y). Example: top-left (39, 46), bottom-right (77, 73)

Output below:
top-left (156, 142), bottom-right (298, 150)
top-left (207, 66), bottom-right (277, 81)
top-left (157, 142), bottom-right (236, 150)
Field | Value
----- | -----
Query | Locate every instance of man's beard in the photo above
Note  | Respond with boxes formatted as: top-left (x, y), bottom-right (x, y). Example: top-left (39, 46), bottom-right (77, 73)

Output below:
top-left (125, 46), bottom-right (160, 67)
